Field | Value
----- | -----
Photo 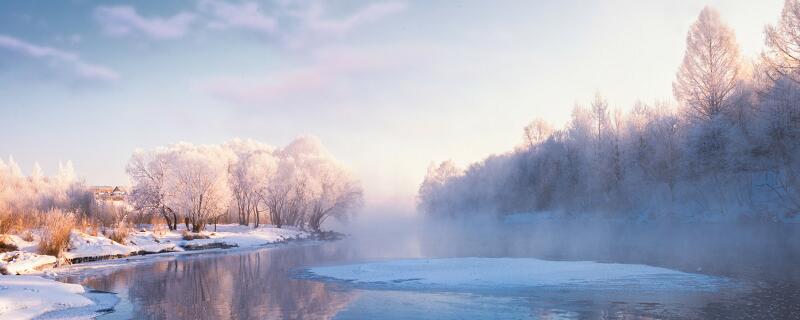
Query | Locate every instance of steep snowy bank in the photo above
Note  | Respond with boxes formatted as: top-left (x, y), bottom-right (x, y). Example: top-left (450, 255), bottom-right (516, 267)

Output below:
top-left (307, 257), bottom-right (729, 291)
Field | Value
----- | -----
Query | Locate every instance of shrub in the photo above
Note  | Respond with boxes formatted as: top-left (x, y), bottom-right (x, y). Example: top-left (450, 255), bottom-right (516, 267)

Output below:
top-left (37, 210), bottom-right (76, 257)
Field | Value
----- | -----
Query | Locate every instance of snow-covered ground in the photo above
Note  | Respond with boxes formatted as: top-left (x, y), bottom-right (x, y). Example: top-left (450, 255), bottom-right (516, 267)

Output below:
top-left (0, 275), bottom-right (95, 319)
top-left (0, 224), bottom-right (311, 274)
top-left (0, 224), bottom-right (314, 319)
top-left (174, 224), bottom-right (309, 249)
top-left (307, 257), bottom-right (729, 291)
top-left (0, 252), bottom-right (57, 275)
top-left (64, 232), bottom-right (135, 261)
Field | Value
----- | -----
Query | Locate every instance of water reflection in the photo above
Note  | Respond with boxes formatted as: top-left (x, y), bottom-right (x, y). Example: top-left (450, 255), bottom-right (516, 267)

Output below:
top-left (53, 222), bottom-right (800, 319)
top-left (58, 245), bottom-right (359, 319)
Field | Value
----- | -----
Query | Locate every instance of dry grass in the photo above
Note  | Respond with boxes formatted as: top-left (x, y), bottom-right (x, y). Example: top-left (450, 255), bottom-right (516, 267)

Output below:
top-left (37, 210), bottom-right (76, 257)
top-left (77, 218), bottom-right (100, 237)
top-left (20, 230), bottom-right (34, 242)
top-left (181, 230), bottom-right (210, 240)
top-left (0, 211), bottom-right (25, 235)
top-left (0, 235), bottom-right (18, 253)
top-left (106, 227), bottom-right (130, 244)
top-left (152, 216), bottom-right (167, 236)
top-left (104, 218), bottom-right (131, 245)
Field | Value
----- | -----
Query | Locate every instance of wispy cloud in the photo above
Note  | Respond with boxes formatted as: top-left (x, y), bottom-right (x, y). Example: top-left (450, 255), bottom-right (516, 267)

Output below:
top-left (94, 6), bottom-right (196, 39)
top-left (199, 0), bottom-right (277, 34)
top-left (92, 1), bottom-right (406, 43)
top-left (203, 45), bottom-right (424, 105)
top-left (0, 34), bottom-right (119, 81)
top-left (300, 1), bottom-right (407, 37)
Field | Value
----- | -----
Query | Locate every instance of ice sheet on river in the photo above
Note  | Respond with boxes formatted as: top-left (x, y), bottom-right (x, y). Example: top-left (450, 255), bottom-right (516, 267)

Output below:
top-left (307, 257), bottom-right (729, 291)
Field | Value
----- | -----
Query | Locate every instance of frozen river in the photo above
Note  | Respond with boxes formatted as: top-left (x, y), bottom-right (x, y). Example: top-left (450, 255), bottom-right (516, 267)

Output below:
top-left (54, 222), bottom-right (800, 319)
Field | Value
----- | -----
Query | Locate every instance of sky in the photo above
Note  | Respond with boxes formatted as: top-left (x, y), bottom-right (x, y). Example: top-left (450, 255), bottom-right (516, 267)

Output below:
top-left (0, 0), bottom-right (785, 212)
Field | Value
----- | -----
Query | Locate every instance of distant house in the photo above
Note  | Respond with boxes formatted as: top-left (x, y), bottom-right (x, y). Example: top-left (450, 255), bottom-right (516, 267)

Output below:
top-left (92, 186), bottom-right (127, 201)
top-left (111, 186), bottom-right (126, 197)
top-left (91, 186), bottom-right (114, 196)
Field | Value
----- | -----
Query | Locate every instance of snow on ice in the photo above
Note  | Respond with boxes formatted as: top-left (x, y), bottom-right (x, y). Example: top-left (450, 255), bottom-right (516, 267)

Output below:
top-left (307, 257), bottom-right (728, 291)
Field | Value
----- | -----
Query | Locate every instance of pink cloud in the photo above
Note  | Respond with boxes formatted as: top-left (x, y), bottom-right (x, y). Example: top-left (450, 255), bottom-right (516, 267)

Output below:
top-left (203, 45), bottom-right (423, 105)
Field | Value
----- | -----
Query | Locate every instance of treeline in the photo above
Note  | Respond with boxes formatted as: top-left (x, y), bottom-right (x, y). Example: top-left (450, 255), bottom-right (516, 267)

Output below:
top-left (0, 159), bottom-right (106, 233)
top-left (419, 4), bottom-right (800, 221)
top-left (127, 137), bottom-right (363, 232)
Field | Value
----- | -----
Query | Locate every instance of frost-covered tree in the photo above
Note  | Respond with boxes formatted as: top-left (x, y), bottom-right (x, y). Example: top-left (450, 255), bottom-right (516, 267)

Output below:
top-left (418, 160), bottom-right (462, 216)
top-left (591, 93), bottom-right (610, 144)
top-left (127, 137), bottom-right (362, 231)
top-left (165, 144), bottom-right (233, 232)
top-left (674, 6), bottom-right (742, 121)
top-left (128, 143), bottom-right (234, 232)
top-left (413, 5), bottom-right (800, 221)
top-left (306, 162), bottom-right (363, 232)
top-left (522, 119), bottom-right (553, 149)
top-left (260, 136), bottom-right (362, 229)
top-left (763, 0), bottom-right (800, 85)
top-left (0, 157), bottom-right (96, 232)
top-left (224, 139), bottom-right (276, 227)
top-left (127, 149), bottom-right (178, 230)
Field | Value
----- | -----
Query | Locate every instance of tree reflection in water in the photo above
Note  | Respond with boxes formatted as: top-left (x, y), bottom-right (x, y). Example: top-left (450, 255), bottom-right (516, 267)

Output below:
top-left (59, 244), bottom-right (358, 320)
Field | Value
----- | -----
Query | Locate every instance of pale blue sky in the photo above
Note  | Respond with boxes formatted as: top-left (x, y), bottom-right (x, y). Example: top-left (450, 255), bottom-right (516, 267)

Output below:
top-left (0, 0), bottom-right (784, 210)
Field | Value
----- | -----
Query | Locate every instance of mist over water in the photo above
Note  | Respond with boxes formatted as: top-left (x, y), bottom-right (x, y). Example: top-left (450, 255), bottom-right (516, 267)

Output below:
top-left (335, 211), bottom-right (800, 318)
top-left (52, 207), bottom-right (800, 319)
top-left (339, 208), bottom-right (800, 282)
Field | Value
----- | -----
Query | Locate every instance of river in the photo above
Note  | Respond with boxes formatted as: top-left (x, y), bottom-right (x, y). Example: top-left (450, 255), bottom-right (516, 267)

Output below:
top-left (54, 221), bottom-right (800, 319)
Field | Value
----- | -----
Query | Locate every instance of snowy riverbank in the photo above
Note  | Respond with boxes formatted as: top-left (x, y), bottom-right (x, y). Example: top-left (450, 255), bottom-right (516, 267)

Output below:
top-left (0, 224), bottom-right (322, 319)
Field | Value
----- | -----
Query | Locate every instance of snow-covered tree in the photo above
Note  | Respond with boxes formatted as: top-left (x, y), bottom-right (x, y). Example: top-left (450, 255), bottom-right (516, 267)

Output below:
top-left (763, 0), bottom-right (800, 85)
top-left (127, 149), bottom-right (178, 230)
top-left (127, 137), bottom-right (362, 231)
top-left (306, 162), bottom-right (363, 232)
top-left (165, 144), bottom-right (234, 232)
top-left (0, 157), bottom-right (96, 233)
top-left (522, 118), bottom-right (553, 149)
top-left (418, 160), bottom-right (462, 216)
top-left (224, 139), bottom-right (276, 227)
top-left (673, 6), bottom-right (742, 121)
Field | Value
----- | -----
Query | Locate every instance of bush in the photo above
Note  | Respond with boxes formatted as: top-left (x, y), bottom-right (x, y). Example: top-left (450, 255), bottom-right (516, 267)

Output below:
top-left (37, 210), bottom-right (76, 257)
